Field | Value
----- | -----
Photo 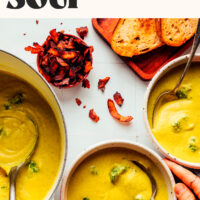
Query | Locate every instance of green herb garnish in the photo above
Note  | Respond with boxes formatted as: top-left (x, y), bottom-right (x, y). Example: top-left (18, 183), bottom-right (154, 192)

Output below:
top-left (1, 186), bottom-right (8, 190)
top-left (176, 86), bottom-right (191, 99)
top-left (188, 137), bottom-right (198, 152)
top-left (27, 160), bottom-right (40, 173)
top-left (9, 93), bottom-right (24, 105)
top-left (3, 104), bottom-right (10, 110)
top-left (109, 165), bottom-right (127, 184)
top-left (90, 165), bottom-right (98, 175)
top-left (172, 121), bottom-right (181, 132)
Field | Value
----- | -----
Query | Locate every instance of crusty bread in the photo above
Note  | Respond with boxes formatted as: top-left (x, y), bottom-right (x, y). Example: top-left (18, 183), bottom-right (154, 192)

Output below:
top-left (159, 18), bottom-right (198, 47)
top-left (111, 18), bottom-right (163, 57)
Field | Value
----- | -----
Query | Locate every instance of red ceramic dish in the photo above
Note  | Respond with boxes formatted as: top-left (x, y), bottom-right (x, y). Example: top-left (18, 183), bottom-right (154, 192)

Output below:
top-left (35, 32), bottom-right (93, 88)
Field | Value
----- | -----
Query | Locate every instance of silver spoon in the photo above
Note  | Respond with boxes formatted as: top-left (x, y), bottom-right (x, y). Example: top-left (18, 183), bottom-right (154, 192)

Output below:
top-left (152, 19), bottom-right (200, 127)
top-left (9, 115), bottom-right (39, 200)
top-left (131, 161), bottom-right (157, 200)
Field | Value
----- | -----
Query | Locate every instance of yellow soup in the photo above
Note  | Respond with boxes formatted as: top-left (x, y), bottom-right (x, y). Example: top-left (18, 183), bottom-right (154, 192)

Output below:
top-left (67, 148), bottom-right (168, 200)
top-left (0, 71), bottom-right (61, 200)
top-left (148, 63), bottom-right (200, 163)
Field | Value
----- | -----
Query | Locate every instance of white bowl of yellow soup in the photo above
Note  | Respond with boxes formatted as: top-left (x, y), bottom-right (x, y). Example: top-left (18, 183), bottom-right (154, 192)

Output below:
top-left (60, 140), bottom-right (176, 200)
top-left (144, 54), bottom-right (200, 169)
top-left (0, 50), bottom-right (67, 199)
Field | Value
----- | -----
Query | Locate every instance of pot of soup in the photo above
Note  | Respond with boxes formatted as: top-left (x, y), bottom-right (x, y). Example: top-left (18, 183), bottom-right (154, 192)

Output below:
top-left (60, 140), bottom-right (176, 200)
top-left (0, 50), bottom-right (67, 199)
top-left (144, 54), bottom-right (200, 169)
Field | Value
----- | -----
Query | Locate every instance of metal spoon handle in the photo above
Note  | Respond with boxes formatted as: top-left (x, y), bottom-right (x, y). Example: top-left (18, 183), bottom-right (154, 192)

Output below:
top-left (9, 167), bottom-right (18, 200)
top-left (174, 18), bottom-right (200, 91)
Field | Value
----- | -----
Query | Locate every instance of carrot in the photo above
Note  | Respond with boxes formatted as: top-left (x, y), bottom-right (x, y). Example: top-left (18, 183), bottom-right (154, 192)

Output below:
top-left (164, 159), bottom-right (200, 198)
top-left (174, 183), bottom-right (196, 200)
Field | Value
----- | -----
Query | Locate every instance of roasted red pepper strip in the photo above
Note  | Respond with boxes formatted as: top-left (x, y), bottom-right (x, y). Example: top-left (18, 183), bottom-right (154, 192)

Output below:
top-left (98, 77), bottom-right (110, 92)
top-left (75, 98), bottom-right (82, 106)
top-left (107, 99), bottom-right (133, 122)
top-left (76, 26), bottom-right (88, 39)
top-left (113, 92), bottom-right (124, 107)
top-left (89, 109), bottom-right (99, 122)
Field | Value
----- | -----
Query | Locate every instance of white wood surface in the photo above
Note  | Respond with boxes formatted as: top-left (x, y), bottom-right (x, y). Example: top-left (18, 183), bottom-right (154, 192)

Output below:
top-left (0, 19), bottom-right (197, 199)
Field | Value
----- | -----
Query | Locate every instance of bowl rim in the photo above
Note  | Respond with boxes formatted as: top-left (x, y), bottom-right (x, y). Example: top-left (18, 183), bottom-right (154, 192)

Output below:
top-left (143, 53), bottom-right (200, 169)
top-left (0, 49), bottom-right (68, 200)
top-left (60, 140), bottom-right (176, 200)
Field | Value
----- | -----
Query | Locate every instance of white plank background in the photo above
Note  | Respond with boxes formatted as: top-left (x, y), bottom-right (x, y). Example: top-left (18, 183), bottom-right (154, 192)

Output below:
top-left (0, 19), bottom-right (197, 199)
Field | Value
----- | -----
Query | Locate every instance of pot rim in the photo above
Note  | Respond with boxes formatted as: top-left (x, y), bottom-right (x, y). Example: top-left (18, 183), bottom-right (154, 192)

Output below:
top-left (0, 49), bottom-right (68, 200)
top-left (60, 140), bottom-right (176, 200)
top-left (143, 53), bottom-right (200, 169)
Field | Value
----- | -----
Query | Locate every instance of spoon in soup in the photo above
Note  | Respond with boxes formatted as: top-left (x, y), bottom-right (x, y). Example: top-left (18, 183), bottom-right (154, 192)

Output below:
top-left (152, 19), bottom-right (200, 127)
top-left (131, 161), bottom-right (157, 200)
top-left (0, 110), bottom-right (39, 200)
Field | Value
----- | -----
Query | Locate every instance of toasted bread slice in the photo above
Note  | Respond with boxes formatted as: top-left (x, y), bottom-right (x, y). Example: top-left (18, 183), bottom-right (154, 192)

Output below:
top-left (111, 18), bottom-right (163, 57)
top-left (159, 18), bottom-right (198, 47)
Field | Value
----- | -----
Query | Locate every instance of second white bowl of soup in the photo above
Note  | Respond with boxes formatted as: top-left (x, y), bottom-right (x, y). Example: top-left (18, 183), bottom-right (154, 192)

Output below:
top-left (144, 54), bottom-right (200, 169)
top-left (61, 141), bottom-right (176, 200)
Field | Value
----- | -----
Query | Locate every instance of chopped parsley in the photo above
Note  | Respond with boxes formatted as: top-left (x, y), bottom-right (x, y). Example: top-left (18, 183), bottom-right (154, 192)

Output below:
top-left (188, 137), bottom-right (198, 152)
top-left (176, 86), bottom-right (191, 99)
top-left (109, 165), bottom-right (127, 184)
top-left (3, 104), bottom-right (10, 110)
top-left (172, 121), bottom-right (181, 132)
top-left (9, 93), bottom-right (24, 105)
top-left (1, 186), bottom-right (8, 190)
top-left (90, 165), bottom-right (98, 175)
top-left (27, 160), bottom-right (40, 173)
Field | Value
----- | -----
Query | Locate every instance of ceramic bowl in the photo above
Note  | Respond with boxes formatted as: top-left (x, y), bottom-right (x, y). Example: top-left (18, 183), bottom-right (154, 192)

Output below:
top-left (143, 54), bottom-right (200, 169)
top-left (60, 140), bottom-right (176, 200)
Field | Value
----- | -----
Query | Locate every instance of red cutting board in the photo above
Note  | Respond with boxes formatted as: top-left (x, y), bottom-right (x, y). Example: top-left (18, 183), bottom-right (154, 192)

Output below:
top-left (92, 18), bottom-right (193, 80)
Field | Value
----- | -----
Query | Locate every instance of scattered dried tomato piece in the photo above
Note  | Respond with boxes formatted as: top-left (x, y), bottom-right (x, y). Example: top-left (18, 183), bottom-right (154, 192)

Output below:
top-left (25, 29), bottom-right (93, 88)
top-left (76, 26), bottom-right (88, 39)
top-left (98, 77), bottom-right (110, 92)
top-left (25, 43), bottom-right (44, 54)
top-left (107, 99), bottom-right (133, 122)
top-left (84, 61), bottom-right (93, 73)
top-left (83, 105), bottom-right (86, 109)
top-left (89, 109), bottom-right (99, 122)
top-left (75, 98), bottom-right (82, 106)
top-left (23, 33), bottom-right (26, 36)
top-left (82, 79), bottom-right (90, 89)
top-left (36, 20), bottom-right (39, 25)
top-left (113, 92), bottom-right (124, 107)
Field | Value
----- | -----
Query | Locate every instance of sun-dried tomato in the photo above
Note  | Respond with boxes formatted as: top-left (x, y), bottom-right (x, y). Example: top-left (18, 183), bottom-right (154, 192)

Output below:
top-left (76, 26), bottom-right (88, 39)
top-left (82, 79), bottom-right (90, 89)
top-left (84, 61), bottom-right (93, 73)
top-left (98, 77), bottom-right (110, 92)
top-left (75, 98), bottom-right (82, 106)
top-left (83, 105), bottom-right (86, 109)
top-left (25, 29), bottom-right (93, 88)
top-left (107, 99), bottom-right (133, 122)
top-left (89, 109), bottom-right (99, 122)
top-left (36, 20), bottom-right (39, 25)
top-left (113, 92), bottom-right (124, 107)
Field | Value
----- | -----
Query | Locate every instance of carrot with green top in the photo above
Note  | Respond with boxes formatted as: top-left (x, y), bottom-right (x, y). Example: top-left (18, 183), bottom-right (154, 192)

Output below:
top-left (164, 158), bottom-right (200, 199)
